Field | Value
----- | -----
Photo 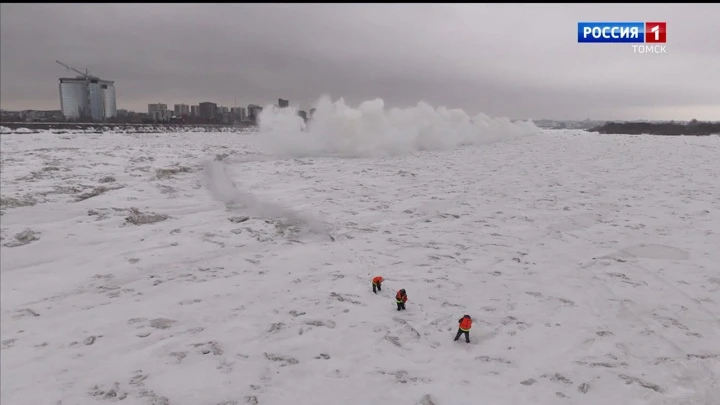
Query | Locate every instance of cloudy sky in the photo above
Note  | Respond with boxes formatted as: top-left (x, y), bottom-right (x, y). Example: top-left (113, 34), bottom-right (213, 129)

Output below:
top-left (1, 3), bottom-right (718, 120)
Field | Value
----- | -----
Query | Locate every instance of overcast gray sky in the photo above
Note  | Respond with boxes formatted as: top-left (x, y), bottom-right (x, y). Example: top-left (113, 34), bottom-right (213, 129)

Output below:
top-left (1, 3), bottom-right (718, 120)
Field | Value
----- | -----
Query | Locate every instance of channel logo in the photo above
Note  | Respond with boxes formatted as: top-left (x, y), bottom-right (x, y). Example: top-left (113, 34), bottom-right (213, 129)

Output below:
top-left (578, 22), bottom-right (666, 43)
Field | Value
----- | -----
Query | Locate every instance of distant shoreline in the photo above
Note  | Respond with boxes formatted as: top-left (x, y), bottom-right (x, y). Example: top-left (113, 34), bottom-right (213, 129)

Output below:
top-left (2, 120), bottom-right (719, 137)
top-left (0, 121), bottom-right (253, 134)
top-left (587, 121), bottom-right (720, 136)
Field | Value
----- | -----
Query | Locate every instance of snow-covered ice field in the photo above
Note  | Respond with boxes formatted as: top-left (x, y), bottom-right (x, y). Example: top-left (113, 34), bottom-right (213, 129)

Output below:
top-left (2, 122), bottom-right (720, 404)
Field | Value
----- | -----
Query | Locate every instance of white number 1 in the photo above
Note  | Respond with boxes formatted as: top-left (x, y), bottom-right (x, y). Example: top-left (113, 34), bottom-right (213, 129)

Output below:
top-left (651, 25), bottom-right (660, 41)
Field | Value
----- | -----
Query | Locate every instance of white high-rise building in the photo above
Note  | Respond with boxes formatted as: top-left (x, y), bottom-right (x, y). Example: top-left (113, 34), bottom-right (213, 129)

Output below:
top-left (103, 84), bottom-right (116, 119)
top-left (59, 79), bottom-right (88, 119)
top-left (148, 103), bottom-right (172, 122)
top-left (174, 104), bottom-right (190, 117)
top-left (59, 76), bottom-right (116, 121)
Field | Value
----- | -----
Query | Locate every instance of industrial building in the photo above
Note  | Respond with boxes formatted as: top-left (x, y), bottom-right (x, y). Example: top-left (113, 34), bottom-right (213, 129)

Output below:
top-left (56, 61), bottom-right (116, 121)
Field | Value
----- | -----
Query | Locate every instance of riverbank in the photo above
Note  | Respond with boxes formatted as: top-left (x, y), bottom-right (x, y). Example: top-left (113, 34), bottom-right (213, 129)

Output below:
top-left (0, 122), bottom-right (254, 134)
top-left (588, 121), bottom-right (720, 136)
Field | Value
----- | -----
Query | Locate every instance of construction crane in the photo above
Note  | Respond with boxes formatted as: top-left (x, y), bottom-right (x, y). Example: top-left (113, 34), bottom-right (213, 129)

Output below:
top-left (55, 60), bottom-right (91, 79)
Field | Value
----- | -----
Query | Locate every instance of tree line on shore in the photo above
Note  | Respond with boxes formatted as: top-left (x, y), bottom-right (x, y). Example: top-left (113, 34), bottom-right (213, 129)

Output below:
top-left (588, 120), bottom-right (720, 136)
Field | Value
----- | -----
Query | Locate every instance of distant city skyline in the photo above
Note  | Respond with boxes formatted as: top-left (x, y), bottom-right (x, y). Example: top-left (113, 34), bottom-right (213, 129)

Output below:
top-left (1, 4), bottom-right (719, 121)
top-left (3, 83), bottom-right (719, 123)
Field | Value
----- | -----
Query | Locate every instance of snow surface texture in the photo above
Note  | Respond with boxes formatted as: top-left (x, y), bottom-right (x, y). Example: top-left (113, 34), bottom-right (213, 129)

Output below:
top-left (1, 100), bottom-right (720, 405)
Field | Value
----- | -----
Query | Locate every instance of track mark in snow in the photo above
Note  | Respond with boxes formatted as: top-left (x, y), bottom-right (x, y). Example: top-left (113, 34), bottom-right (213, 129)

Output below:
top-left (2, 338), bottom-right (18, 349)
top-left (329, 292), bottom-right (363, 305)
top-left (385, 335), bottom-right (402, 347)
top-left (377, 369), bottom-right (432, 384)
top-left (89, 382), bottom-right (129, 401)
top-left (3, 229), bottom-right (41, 247)
top-left (524, 291), bottom-right (575, 307)
top-left (687, 353), bottom-right (720, 360)
top-left (13, 308), bottom-right (41, 319)
top-left (621, 244), bottom-right (690, 261)
top-left (618, 374), bottom-right (665, 393)
top-left (268, 322), bottom-right (285, 333)
top-left (88, 370), bottom-right (169, 404)
top-left (605, 272), bottom-right (648, 287)
top-left (169, 352), bottom-right (188, 364)
top-left (149, 318), bottom-right (176, 329)
top-left (576, 360), bottom-right (628, 369)
top-left (191, 341), bottom-right (224, 356)
top-left (542, 373), bottom-right (574, 385)
top-left (416, 394), bottom-right (438, 405)
top-left (305, 320), bottom-right (337, 328)
top-left (392, 317), bottom-right (421, 339)
top-left (264, 352), bottom-right (299, 366)
top-left (475, 356), bottom-right (514, 365)
top-left (179, 299), bottom-right (202, 305)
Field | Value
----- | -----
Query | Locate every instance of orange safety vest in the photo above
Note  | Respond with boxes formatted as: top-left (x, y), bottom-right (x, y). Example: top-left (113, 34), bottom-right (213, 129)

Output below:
top-left (372, 276), bottom-right (383, 285)
top-left (459, 317), bottom-right (472, 331)
top-left (396, 291), bottom-right (407, 303)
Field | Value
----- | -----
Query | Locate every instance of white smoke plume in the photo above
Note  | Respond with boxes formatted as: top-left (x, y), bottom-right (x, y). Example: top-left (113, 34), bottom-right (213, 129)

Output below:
top-left (254, 95), bottom-right (538, 159)
top-left (202, 160), bottom-right (329, 236)
top-left (203, 96), bottom-right (538, 237)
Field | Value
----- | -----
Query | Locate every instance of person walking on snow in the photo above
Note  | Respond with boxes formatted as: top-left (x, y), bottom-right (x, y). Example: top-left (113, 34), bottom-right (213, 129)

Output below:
top-left (395, 289), bottom-right (408, 311)
top-left (372, 276), bottom-right (384, 294)
top-left (454, 315), bottom-right (472, 343)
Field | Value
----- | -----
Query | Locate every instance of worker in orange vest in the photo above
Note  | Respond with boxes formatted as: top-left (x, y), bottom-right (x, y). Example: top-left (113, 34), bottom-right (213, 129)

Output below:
top-left (372, 276), bottom-right (383, 294)
top-left (454, 315), bottom-right (472, 343)
top-left (395, 289), bottom-right (408, 311)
